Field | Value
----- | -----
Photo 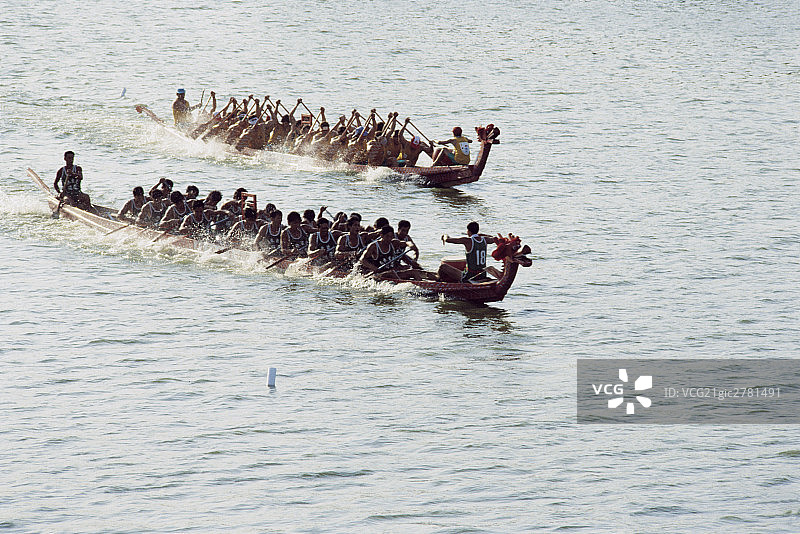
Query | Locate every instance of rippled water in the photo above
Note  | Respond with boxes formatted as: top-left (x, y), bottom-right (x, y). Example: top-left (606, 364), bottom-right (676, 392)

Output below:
top-left (2, 1), bottom-right (800, 531)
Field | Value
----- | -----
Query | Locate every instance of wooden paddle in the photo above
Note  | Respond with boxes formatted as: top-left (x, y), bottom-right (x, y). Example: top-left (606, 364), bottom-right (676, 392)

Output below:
top-left (51, 193), bottom-right (65, 219)
top-left (103, 222), bottom-right (134, 236)
top-left (151, 229), bottom-right (173, 243)
top-left (262, 254), bottom-right (293, 270)
top-left (406, 118), bottom-right (435, 147)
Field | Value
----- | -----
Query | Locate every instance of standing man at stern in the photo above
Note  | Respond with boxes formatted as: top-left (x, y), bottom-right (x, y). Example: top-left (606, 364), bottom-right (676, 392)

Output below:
top-left (53, 150), bottom-right (95, 213)
top-left (172, 88), bottom-right (201, 129)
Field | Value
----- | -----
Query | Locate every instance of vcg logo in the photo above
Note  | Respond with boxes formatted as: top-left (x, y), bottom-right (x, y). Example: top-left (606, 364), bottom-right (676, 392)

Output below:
top-left (591, 369), bottom-right (653, 415)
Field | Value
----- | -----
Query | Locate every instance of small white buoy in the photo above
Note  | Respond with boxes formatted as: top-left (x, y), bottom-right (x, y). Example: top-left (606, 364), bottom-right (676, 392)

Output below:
top-left (267, 367), bottom-right (277, 388)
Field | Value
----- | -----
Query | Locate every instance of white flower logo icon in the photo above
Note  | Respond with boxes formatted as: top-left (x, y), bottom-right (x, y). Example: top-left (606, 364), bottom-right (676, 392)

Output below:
top-left (608, 369), bottom-right (652, 414)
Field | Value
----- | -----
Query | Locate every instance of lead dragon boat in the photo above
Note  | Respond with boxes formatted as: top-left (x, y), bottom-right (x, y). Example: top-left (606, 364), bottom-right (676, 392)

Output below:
top-left (135, 105), bottom-right (500, 188)
top-left (29, 168), bottom-right (531, 303)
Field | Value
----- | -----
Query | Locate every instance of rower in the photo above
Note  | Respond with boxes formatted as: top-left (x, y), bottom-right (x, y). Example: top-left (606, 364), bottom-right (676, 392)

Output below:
top-left (255, 209), bottom-right (284, 254)
top-left (178, 198), bottom-right (212, 238)
top-left (136, 189), bottom-right (168, 227)
top-left (172, 88), bottom-right (201, 129)
top-left (308, 217), bottom-right (341, 262)
top-left (117, 186), bottom-right (146, 221)
top-left (53, 150), bottom-right (95, 213)
top-left (158, 191), bottom-right (191, 230)
top-left (438, 221), bottom-right (500, 282)
top-left (335, 217), bottom-right (368, 270)
top-left (226, 207), bottom-right (261, 248)
top-left (432, 127), bottom-right (472, 166)
top-left (149, 177), bottom-right (173, 201)
top-left (396, 219), bottom-right (421, 269)
top-left (185, 185), bottom-right (200, 200)
top-left (220, 188), bottom-right (247, 217)
top-left (280, 211), bottom-right (309, 257)
top-left (359, 225), bottom-right (424, 280)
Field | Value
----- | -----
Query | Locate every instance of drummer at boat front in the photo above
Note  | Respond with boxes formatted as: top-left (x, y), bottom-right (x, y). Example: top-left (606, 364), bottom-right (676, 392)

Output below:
top-left (438, 221), bottom-right (501, 282)
top-left (53, 150), bottom-right (95, 213)
top-left (172, 88), bottom-right (201, 129)
top-left (431, 127), bottom-right (472, 166)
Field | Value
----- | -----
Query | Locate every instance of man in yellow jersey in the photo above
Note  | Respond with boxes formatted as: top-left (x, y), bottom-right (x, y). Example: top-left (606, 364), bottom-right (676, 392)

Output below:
top-left (432, 127), bottom-right (472, 166)
top-left (172, 88), bottom-right (201, 129)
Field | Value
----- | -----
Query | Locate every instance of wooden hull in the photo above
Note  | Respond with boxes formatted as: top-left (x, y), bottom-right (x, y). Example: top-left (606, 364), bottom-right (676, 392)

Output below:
top-left (136, 105), bottom-right (496, 188)
top-left (29, 168), bottom-right (522, 303)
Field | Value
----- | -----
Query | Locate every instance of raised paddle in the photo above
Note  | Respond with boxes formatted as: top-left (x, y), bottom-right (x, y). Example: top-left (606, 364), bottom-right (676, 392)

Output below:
top-left (406, 119), bottom-right (434, 147)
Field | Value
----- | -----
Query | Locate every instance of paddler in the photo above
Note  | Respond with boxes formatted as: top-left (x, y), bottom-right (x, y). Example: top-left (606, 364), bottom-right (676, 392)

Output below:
top-left (334, 216), bottom-right (369, 270)
top-left (135, 189), bottom-right (168, 227)
top-left (172, 88), bottom-right (201, 129)
top-left (438, 221), bottom-right (501, 282)
top-left (280, 211), bottom-right (309, 257)
top-left (53, 150), bottom-right (95, 213)
top-left (158, 191), bottom-right (191, 230)
top-left (432, 127), bottom-right (472, 166)
top-left (359, 225), bottom-right (425, 280)
top-left (117, 186), bottom-right (146, 221)
top-left (178, 197), bottom-right (212, 238)
top-left (254, 209), bottom-right (285, 255)
top-left (226, 207), bottom-right (261, 248)
top-left (308, 217), bottom-right (342, 264)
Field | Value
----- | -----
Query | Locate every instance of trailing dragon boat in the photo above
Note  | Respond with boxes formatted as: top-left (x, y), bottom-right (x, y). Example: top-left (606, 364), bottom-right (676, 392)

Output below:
top-left (135, 104), bottom-right (499, 188)
top-left (28, 168), bottom-right (531, 303)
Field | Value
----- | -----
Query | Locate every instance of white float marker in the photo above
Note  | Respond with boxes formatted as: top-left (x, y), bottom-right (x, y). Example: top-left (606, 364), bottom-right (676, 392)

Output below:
top-left (267, 367), bottom-right (277, 388)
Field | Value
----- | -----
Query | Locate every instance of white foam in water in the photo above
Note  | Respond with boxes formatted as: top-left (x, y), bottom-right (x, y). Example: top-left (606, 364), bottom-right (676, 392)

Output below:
top-left (0, 190), bottom-right (52, 216)
top-left (358, 166), bottom-right (397, 183)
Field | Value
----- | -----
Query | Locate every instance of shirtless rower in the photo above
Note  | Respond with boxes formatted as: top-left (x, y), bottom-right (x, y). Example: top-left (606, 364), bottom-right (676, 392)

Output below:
top-left (53, 150), bottom-right (95, 213)
top-left (438, 221), bottom-right (500, 282)
top-left (226, 207), bottom-right (261, 248)
top-left (395, 117), bottom-right (433, 167)
top-left (136, 189), bottom-right (168, 227)
top-left (359, 225), bottom-right (425, 280)
top-left (432, 127), bottom-right (472, 166)
top-left (280, 211), bottom-right (309, 257)
top-left (158, 191), bottom-right (191, 230)
top-left (117, 186), bottom-right (146, 221)
top-left (254, 209), bottom-right (284, 254)
top-left (172, 88), bottom-right (202, 130)
top-left (268, 99), bottom-right (302, 147)
top-left (196, 91), bottom-right (216, 124)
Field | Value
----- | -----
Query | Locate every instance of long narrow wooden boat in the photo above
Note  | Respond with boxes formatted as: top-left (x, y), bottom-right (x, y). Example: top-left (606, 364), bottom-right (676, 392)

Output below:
top-left (29, 168), bottom-right (530, 303)
top-left (135, 105), bottom-right (499, 188)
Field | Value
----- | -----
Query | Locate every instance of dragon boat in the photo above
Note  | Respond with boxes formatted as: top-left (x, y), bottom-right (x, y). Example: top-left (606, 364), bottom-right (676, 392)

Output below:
top-left (28, 168), bottom-right (530, 303)
top-left (135, 105), bottom-right (499, 188)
